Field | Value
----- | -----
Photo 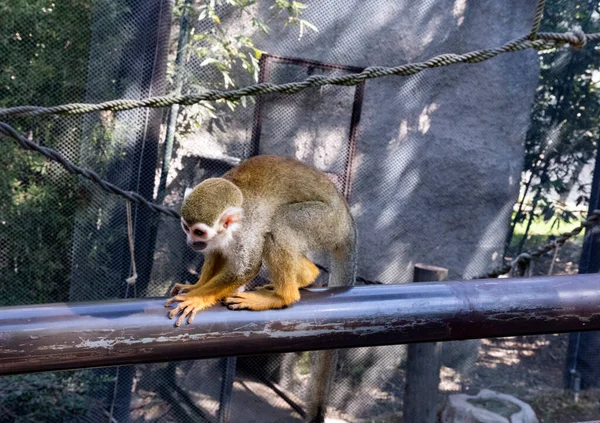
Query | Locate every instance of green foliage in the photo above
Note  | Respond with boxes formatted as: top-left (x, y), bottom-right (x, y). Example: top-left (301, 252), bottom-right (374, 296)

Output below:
top-left (171, 0), bottom-right (317, 131)
top-left (0, 0), bottom-right (92, 107)
top-left (0, 138), bottom-right (77, 305)
top-left (509, 0), bottom-right (600, 250)
top-left (0, 0), bottom-right (93, 304)
top-left (0, 371), bottom-right (113, 422)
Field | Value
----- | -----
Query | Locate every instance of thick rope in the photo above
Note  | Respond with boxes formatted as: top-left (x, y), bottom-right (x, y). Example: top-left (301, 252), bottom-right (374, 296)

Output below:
top-left (479, 209), bottom-right (600, 279)
top-left (3, 120), bottom-right (597, 281)
top-left (529, 0), bottom-right (546, 40)
top-left (1, 31), bottom-right (598, 118)
top-left (0, 122), bottom-right (180, 219)
top-left (1, 27), bottom-right (598, 279)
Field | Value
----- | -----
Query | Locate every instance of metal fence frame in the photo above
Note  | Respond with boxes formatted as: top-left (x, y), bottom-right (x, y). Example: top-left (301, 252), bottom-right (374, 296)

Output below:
top-left (1, 273), bottom-right (599, 376)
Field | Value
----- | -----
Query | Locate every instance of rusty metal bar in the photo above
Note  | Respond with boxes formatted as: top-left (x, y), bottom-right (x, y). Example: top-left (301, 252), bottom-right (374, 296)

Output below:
top-left (1, 274), bottom-right (600, 376)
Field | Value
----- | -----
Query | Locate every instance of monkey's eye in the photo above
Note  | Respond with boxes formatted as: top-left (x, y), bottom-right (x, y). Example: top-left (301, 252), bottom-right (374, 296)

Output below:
top-left (194, 229), bottom-right (205, 237)
top-left (182, 224), bottom-right (189, 232)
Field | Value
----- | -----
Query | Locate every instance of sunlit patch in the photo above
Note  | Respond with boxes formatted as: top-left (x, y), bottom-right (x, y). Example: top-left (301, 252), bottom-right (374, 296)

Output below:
top-left (478, 337), bottom-right (551, 369)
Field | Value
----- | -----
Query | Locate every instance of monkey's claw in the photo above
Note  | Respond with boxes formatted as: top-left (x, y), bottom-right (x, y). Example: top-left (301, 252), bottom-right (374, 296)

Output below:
top-left (165, 293), bottom-right (211, 326)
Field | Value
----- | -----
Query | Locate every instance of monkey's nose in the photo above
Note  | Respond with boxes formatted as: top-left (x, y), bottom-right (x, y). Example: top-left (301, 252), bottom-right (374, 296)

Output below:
top-left (192, 241), bottom-right (207, 251)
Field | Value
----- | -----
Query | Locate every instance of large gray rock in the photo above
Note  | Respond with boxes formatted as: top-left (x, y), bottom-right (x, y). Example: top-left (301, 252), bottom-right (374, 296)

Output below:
top-left (441, 389), bottom-right (539, 423)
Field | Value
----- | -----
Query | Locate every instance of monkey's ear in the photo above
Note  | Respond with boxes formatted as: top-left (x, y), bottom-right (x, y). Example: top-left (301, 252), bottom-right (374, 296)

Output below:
top-left (219, 207), bottom-right (244, 230)
top-left (183, 187), bottom-right (193, 199)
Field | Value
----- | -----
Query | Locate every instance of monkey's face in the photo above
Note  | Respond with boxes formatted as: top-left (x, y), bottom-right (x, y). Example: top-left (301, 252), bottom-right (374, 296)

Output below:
top-left (180, 207), bottom-right (243, 253)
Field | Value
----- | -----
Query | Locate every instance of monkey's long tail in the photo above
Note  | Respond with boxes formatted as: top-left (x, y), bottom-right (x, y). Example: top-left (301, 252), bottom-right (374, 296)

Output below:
top-left (305, 349), bottom-right (339, 423)
top-left (305, 218), bottom-right (357, 423)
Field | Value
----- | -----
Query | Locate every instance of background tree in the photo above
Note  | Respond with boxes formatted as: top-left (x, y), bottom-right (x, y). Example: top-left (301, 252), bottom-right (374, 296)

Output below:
top-left (506, 0), bottom-right (600, 254)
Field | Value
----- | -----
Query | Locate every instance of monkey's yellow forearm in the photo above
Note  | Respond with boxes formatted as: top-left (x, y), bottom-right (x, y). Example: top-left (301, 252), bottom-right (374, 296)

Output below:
top-left (170, 252), bottom-right (226, 296)
top-left (195, 252), bottom-right (226, 287)
top-left (166, 267), bottom-right (259, 326)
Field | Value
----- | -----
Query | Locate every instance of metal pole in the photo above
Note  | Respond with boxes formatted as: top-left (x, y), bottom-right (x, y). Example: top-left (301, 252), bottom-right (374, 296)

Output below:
top-left (565, 143), bottom-right (600, 389)
top-left (217, 357), bottom-right (237, 423)
top-left (156, 0), bottom-right (193, 203)
top-left (1, 274), bottom-right (600, 376)
top-left (404, 264), bottom-right (448, 423)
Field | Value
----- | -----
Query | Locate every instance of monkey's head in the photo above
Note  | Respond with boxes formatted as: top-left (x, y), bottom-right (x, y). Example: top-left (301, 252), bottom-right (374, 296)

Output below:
top-left (180, 178), bottom-right (243, 252)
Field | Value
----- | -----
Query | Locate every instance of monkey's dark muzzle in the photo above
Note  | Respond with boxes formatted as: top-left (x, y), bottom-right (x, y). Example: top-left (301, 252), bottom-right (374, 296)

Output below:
top-left (191, 241), bottom-right (207, 251)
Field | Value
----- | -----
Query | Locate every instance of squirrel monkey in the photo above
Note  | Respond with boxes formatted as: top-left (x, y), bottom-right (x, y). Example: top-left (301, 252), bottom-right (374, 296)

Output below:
top-left (166, 154), bottom-right (357, 422)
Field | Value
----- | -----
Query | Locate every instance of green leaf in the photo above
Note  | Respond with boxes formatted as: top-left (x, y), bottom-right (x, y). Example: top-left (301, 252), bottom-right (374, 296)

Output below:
top-left (300, 19), bottom-right (318, 32)
top-left (222, 71), bottom-right (234, 87)
top-left (292, 2), bottom-right (308, 10)
top-left (253, 48), bottom-right (263, 60)
top-left (200, 58), bottom-right (219, 67)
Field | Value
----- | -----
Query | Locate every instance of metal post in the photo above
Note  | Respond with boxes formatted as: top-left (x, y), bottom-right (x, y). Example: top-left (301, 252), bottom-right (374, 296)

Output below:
top-left (403, 264), bottom-right (448, 423)
top-left (156, 0), bottom-right (193, 203)
top-left (106, 1), bottom-right (173, 420)
top-left (217, 357), bottom-right (237, 423)
top-left (565, 145), bottom-right (600, 389)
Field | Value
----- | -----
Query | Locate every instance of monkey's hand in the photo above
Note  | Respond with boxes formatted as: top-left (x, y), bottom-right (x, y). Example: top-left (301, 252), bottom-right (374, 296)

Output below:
top-left (165, 291), bottom-right (215, 327)
top-left (170, 282), bottom-right (197, 296)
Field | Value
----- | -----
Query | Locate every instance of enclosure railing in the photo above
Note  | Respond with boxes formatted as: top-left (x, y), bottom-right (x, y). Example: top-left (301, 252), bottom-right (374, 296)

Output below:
top-left (0, 273), bottom-right (598, 376)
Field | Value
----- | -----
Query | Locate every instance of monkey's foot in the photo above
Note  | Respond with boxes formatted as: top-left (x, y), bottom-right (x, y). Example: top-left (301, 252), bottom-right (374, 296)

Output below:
top-left (165, 293), bottom-right (214, 326)
top-left (170, 282), bottom-right (197, 296)
top-left (223, 291), bottom-right (293, 311)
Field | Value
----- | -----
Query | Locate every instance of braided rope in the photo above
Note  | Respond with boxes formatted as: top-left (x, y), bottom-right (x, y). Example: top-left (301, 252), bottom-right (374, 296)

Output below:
top-left (2, 26), bottom-right (598, 278)
top-left (3, 116), bottom-right (597, 280)
top-left (479, 209), bottom-right (600, 279)
top-left (1, 31), bottom-right (598, 119)
top-left (0, 122), bottom-right (181, 219)
top-left (529, 0), bottom-right (546, 40)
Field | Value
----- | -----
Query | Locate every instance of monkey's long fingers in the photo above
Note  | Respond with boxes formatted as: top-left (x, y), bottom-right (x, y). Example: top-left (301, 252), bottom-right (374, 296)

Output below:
top-left (168, 303), bottom-right (184, 319)
top-left (187, 309), bottom-right (199, 325)
top-left (176, 304), bottom-right (194, 327)
top-left (165, 295), bottom-right (187, 307)
top-left (223, 294), bottom-right (245, 310)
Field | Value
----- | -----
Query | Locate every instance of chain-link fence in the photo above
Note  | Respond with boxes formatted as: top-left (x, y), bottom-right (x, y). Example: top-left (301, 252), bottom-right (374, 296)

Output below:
top-left (2, 0), bottom-right (600, 422)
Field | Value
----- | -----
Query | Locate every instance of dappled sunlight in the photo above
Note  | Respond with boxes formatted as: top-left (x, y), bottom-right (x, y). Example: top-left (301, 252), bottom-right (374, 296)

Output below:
top-left (478, 337), bottom-right (551, 369)
top-left (463, 201), bottom-right (515, 278)
top-left (418, 103), bottom-right (440, 134)
top-left (440, 366), bottom-right (463, 392)
top-left (452, 0), bottom-right (467, 27)
top-left (292, 127), bottom-right (346, 172)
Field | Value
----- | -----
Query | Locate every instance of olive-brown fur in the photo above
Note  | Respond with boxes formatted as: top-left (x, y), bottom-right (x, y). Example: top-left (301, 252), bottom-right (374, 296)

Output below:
top-left (222, 155), bottom-right (346, 209)
top-left (181, 178), bottom-right (243, 225)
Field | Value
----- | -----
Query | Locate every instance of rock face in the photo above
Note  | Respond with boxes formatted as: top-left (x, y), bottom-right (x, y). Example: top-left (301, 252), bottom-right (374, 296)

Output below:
top-left (441, 389), bottom-right (539, 423)
top-left (251, 0), bottom-right (540, 284)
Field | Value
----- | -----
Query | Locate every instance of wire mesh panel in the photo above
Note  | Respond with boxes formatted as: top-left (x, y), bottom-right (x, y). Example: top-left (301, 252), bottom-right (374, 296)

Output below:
top-left (1, 0), bottom-right (600, 422)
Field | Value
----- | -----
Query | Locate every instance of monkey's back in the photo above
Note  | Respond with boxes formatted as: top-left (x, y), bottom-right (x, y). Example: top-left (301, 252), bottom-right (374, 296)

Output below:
top-left (223, 155), bottom-right (346, 209)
